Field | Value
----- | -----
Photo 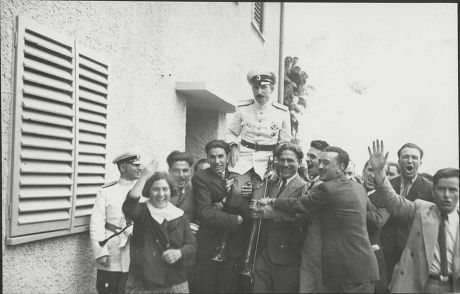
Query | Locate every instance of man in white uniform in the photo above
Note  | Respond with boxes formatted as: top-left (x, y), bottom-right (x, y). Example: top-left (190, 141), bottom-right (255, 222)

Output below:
top-left (90, 151), bottom-right (142, 294)
top-left (226, 68), bottom-right (291, 211)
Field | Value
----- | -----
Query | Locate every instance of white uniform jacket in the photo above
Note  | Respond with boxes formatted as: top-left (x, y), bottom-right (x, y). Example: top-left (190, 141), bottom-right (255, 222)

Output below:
top-left (90, 178), bottom-right (135, 272)
top-left (226, 99), bottom-right (291, 179)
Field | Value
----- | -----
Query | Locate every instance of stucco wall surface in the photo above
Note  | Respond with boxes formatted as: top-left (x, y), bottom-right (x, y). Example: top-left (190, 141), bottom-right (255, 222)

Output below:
top-left (2, 1), bottom-right (280, 293)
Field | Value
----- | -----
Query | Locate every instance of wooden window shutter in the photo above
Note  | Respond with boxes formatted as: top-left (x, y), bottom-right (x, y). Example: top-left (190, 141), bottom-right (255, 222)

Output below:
top-left (8, 17), bottom-right (109, 244)
top-left (9, 16), bottom-right (76, 238)
top-left (253, 2), bottom-right (264, 32)
top-left (72, 46), bottom-right (108, 228)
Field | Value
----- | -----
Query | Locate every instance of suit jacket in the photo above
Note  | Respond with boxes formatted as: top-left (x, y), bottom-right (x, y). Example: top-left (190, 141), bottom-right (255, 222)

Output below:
top-left (170, 181), bottom-right (195, 223)
top-left (122, 197), bottom-right (197, 288)
top-left (258, 174), bottom-right (307, 266)
top-left (374, 177), bottom-right (460, 293)
top-left (273, 175), bottom-right (379, 286)
top-left (192, 168), bottom-right (248, 259)
top-left (378, 175), bottom-right (433, 280)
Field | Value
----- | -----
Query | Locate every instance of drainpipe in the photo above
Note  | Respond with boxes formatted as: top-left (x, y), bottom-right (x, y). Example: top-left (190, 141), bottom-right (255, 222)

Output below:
top-left (278, 2), bottom-right (285, 104)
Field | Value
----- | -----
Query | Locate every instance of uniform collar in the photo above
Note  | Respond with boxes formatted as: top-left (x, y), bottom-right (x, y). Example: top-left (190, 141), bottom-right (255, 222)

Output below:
top-left (253, 98), bottom-right (272, 111)
top-left (118, 177), bottom-right (134, 186)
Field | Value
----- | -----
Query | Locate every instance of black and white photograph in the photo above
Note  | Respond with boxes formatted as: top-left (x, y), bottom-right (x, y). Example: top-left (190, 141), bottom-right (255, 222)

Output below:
top-left (1, 2), bottom-right (458, 293)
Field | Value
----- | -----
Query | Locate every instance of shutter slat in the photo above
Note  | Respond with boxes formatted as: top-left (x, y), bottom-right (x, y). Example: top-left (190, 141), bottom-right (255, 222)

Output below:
top-left (21, 148), bottom-right (73, 162)
top-left (77, 175), bottom-right (105, 185)
top-left (79, 99), bottom-right (107, 115)
top-left (22, 134), bottom-right (73, 150)
top-left (22, 109), bottom-right (74, 127)
top-left (23, 83), bottom-right (73, 105)
top-left (79, 57), bottom-right (108, 76)
top-left (78, 153), bottom-right (106, 164)
top-left (21, 161), bottom-right (72, 174)
top-left (24, 46), bottom-right (73, 70)
top-left (20, 174), bottom-right (73, 186)
top-left (79, 79), bottom-right (107, 95)
top-left (18, 211), bottom-right (70, 224)
top-left (19, 186), bottom-right (72, 199)
top-left (24, 58), bottom-right (73, 82)
top-left (78, 110), bottom-right (106, 125)
top-left (23, 71), bottom-right (73, 93)
top-left (79, 121), bottom-right (106, 134)
top-left (23, 96), bottom-right (74, 117)
top-left (75, 208), bottom-right (93, 217)
top-left (25, 32), bottom-right (73, 58)
top-left (76, 185), bottom-right (101, 196)
top-left (22, 121), bottom-right (73, 139)
top-left (79, 131), bottom-right (106, 145)
top-left (79, 89), bottom-right (107, 106)
top-left (76, 196), bottom-right (97, 207)
top-left (78, 164), bottom-right (106, 174)
top-left (78, 142), bottom-right (106, 154)
top-left (79, 67), bottom-right (108, 86)
top-left (19, 198), bottom-right (72, 212)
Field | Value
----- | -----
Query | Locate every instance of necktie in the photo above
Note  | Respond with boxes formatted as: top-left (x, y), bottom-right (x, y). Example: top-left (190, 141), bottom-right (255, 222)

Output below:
top-left (438, 212), bottom-right (448, 280)
top-left (276, 179), bottom-right (287, 198)
top-left (401, 180), bottom-right (410, 198)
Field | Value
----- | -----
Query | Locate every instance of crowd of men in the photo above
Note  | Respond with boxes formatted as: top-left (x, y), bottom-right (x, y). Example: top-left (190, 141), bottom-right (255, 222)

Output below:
top-left (89, 68), bottom-right (459, 294)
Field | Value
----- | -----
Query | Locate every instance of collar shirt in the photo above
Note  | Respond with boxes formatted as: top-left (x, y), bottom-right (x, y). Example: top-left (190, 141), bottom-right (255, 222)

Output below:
top-left (146, 201), bottom-right (184, 224)
top-left (283, 173), bottom-right (298, 186)
top-left (226, 98), bottom-right (291, 179)
top-left (429, 207), bottom-right (459, 275)
top-left (400, 175), bottom-right (418, 198)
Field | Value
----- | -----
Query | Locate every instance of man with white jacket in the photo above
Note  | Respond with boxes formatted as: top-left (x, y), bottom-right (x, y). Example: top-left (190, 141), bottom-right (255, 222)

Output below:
top-left (90, 151), bottom-right (142, 294)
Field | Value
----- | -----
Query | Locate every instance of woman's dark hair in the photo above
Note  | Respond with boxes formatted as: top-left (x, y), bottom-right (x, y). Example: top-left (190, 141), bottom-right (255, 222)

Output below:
top-left (142, 171), bottom-right (178, 198)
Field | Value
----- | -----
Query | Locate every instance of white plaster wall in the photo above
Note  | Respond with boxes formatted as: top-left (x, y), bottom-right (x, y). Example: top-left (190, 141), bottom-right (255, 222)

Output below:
top-left (1, 1), bottom-right (280, 293)
top-left (285, 3), bottom-right (458, 175)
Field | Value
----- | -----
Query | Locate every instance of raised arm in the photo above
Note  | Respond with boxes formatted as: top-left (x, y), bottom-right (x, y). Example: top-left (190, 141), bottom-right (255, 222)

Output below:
top-left (122, 158), bottom-right (159, 221)
top-left (368, 140), bottom-right (416, 223)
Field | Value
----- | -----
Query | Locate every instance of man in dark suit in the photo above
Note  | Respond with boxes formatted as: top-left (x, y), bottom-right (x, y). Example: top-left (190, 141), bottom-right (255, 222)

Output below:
top-left (249, 143), bottom-right (307, 293)
top-left (259, 146), bottom-right (379, 292)
top-left (379, 143), bottom-right (433, 283)
top-left (192, 140), bottom-right (247, 293)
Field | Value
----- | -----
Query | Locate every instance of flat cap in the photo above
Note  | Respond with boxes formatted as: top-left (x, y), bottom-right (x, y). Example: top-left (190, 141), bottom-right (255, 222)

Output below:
top-left (112, 151), bottom-right (141, 165)
top-left (247, 68), bottom-right (277, 86)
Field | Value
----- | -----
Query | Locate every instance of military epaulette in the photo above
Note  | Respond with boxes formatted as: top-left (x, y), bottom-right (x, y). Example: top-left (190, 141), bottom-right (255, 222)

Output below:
top-left (237, 99), bottom-right (255, 107)
top-left (101, 180), bottom-right (117, 188)
top-left (272, 101), bottom-right (288, 111)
